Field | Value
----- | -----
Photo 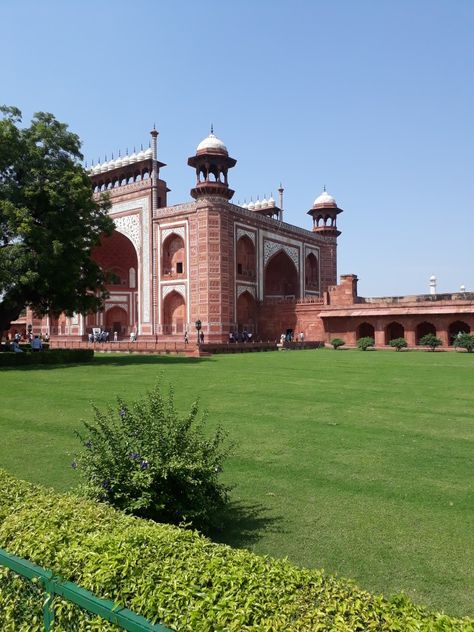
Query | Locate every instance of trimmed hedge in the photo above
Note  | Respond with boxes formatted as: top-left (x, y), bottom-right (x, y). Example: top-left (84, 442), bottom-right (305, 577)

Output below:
top-left (0, 470), bottom-right (472, 631)
top-left (0, 349), bottom-right (93, 367)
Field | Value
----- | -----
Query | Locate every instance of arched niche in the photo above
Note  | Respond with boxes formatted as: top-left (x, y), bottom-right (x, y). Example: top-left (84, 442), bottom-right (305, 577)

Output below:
top-left (264, 250), bottom-right (299, 298)
top-left (385, 321), bottom-right (404, 344)
top-left (162, 233), bottom-right (185, 277)
top-left (357, 322), bottom-right (375, 339)
top-left (236, 235), bottom-right (256, 280)
top-left (305, 252), bottom-right (319, 291)
top-left (236, 290), bottom-right (257, 333)
top-left (105, 306), bottom-right (128, 337)
top-left (448, 320), bottom-right (470, 345)
top-left (416, 321), bottom-right (436, 344)
top-left (163, 290), bottom-right (186, 334)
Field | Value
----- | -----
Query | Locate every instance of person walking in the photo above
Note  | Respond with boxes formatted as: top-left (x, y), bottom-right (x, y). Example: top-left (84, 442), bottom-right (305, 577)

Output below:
top-left (184, 331), bottom-right (189, 345)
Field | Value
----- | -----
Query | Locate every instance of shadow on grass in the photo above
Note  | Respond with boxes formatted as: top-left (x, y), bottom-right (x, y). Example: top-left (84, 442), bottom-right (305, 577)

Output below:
top-left (210, 500), bottom-right (285, 549)
top-left (0, 354), bottom-right (212, 371)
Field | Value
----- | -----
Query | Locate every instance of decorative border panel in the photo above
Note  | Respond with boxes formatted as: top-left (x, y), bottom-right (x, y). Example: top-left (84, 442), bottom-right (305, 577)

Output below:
top-left (162, 284), bottom-right (186, 299)
top-left (114, 215), bottom-right (140, 252)
top-left (237, 284), bottom-right (256, 299)
top-left (161, 226), bottom-right (185, 242)
top-left (236, 227), bottom-right (256, 245)
top-left (110, 197), bottom-right (150, 323)
top-left (263, 240), bottom-right (299, 271)
top-left (105, 303), bottom-right (128, 312)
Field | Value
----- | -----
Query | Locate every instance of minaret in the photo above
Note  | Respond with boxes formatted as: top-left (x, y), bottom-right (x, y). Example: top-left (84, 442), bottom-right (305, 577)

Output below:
top-left (187, 129), bottom-right (237, 200)
top-left (307, 187), bottom-right (343, 236)
top-left (278, 183), bottom-right (284, 221)
top-left (150, 126), bottom-right (159, 213)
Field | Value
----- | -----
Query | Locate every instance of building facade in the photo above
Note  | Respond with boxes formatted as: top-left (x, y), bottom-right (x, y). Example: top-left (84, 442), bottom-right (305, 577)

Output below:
top-left (15, 128), bottom-right (474, 348)
top-left (41, 128), bottom-right (341, 343)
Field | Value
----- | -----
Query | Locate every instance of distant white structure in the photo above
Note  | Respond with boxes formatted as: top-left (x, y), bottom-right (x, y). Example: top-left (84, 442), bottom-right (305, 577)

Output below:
top-left (460, 284), bottom-right (466, 293)
top-left (429, 275), bottom-right (437, 295)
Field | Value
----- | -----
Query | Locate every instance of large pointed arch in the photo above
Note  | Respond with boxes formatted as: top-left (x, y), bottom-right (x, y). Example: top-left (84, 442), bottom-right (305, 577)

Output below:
top-left (264, 250), bottom-right (299, 298)
top-left (92, 230), bottom-right (138, 292)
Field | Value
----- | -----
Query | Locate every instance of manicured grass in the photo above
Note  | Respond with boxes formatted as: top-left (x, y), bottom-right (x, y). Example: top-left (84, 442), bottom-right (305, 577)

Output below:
top-left (0, 349), bottom-right (472, 617)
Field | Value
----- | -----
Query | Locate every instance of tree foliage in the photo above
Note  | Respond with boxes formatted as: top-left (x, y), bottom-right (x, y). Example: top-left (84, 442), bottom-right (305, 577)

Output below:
top-left (389, 337), bottom-right (408, 351)
top-left (0, 106), bottom-right (113, 333)
top-left (75, 383), bottom-right (232, 533)
top-left (357, 336), bottom-right (374, 351)
top-left (419, 333), bottom-right (442, 351)
top-left (453, 332), bottom-right (474, 353)
top-left (330, 338), bottom-right (345, 350)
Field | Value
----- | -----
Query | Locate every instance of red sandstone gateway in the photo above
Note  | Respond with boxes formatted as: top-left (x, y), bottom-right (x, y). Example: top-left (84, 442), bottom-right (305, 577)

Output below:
top-left (14, 129), bottom-right (474, 348)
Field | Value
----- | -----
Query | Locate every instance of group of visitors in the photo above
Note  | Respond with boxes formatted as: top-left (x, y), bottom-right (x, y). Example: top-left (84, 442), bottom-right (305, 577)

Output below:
top-left (10, 335), bottom-right (43, 353)
top-left (229, 330), bottom-right (254, 343)
top-left (87, 329), bottom-right (138, 343)
top-left (280, 331), bottom-right (305, 344)
top-left (88, 330), bottom-right (110, 343)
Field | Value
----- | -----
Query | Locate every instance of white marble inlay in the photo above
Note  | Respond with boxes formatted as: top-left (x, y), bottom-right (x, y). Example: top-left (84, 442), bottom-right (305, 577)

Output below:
top-left (263, 240), bottom-right (299, 271)
top-left (110, 196), bottom-right (150, 323)
top-left (105, 303), bottom-right (128, 312)
top-left (236, 227), bottom-right (256, 245)
top-left (161, 226), bottom-right (185, 242)
top-left (162, 284), bottom-right (186, 299)
top-left (237, 284), bottom-right (256, 299)
top-left (114, 215), bottom-right (140, 252)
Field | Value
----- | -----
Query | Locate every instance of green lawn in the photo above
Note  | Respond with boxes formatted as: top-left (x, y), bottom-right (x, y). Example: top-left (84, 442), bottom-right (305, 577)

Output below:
top-left (0, 349), bottom-right (472, 617)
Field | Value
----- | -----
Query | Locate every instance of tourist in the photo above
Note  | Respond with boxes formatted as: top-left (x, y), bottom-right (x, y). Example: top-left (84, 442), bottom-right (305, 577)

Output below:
top-left (199, 331), bottom-right (204, 344)
top-left (12, 340), bottom-right (23, 353)
top-left (31, 335), bottom-right (43, 352)
top-left (184, 331), bottom-right (189, 344)
top-left (130, 331), bottom-right (137, 342)
top-left (113, 331), bottom-right (118, 342)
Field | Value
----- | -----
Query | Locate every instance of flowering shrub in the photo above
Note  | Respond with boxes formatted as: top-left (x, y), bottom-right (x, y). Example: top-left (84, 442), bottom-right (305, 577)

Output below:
top-left (75, 384), bottom-right (232, 532)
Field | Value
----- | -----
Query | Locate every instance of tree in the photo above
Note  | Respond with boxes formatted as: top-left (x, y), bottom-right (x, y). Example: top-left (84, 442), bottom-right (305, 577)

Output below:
top-left (418, 333), bottom-right (442, 351)
top-left (357, 336), bottom-right (374, 351)
top-left (75, 383), bottom-right (232, 533)
top-left (453, 332), bottom-right (474, 353)
top-left (330, 338), bottom-right (345, 350)
top-left (389, 337), bottom-right (408, 351)
top-left (0, 106), bottom-right (113, 335)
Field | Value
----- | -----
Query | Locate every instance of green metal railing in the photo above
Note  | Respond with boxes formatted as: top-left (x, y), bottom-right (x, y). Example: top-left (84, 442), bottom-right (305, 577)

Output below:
top-left (0, 547), bottom-right (171, 631)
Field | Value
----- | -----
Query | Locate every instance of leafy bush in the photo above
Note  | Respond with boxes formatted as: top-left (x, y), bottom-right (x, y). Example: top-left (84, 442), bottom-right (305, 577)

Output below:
top-left (75, 384), bottom-right (231, 532)
top-left (389, 337), bottom-right (408, 351)
top-left (330, 338), bottom-right (345, 350)
top-left (357, 336), bottom-right (375, 351)
top-left (0, 470), bottom-right (472, 631)
top-left (453, 332), bottom-right (474, 352)
top-left (419, 333), bottom-right (442, 351)
top-left (0, 349), bottom-right (93, 366)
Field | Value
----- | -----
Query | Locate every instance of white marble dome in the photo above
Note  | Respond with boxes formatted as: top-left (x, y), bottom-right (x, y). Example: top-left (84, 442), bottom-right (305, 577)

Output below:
top-left (145, 147), bottom-right (153, 159)
top-left (196, 132), bottom-right (227, 154)
top-left (313, 189), bottom-right (337, 207)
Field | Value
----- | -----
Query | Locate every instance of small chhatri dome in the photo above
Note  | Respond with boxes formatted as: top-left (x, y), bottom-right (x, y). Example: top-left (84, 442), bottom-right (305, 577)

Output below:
top-left (313, 187), bottom-right (337, 207)
top-left (196, 131), bottom-right (228, 155)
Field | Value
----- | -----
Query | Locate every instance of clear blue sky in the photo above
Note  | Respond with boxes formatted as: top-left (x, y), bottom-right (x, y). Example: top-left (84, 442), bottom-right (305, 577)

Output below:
top-left (3, 0), bottom-right (473, 296)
